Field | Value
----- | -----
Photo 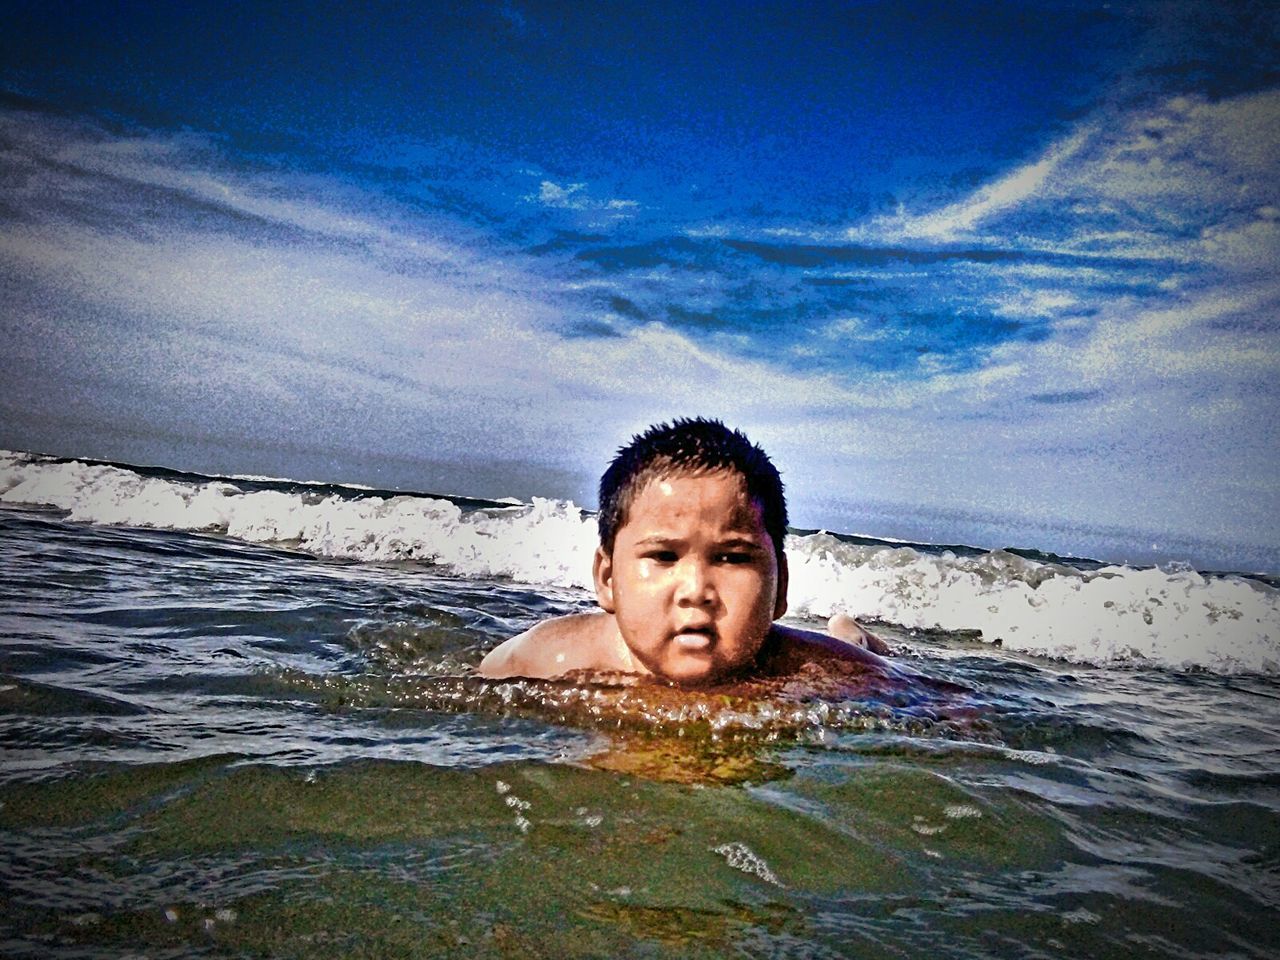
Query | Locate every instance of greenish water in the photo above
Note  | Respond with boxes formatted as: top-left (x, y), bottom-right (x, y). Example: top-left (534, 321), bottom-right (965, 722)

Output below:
top-left (1, 505), bottom-right (1277, 958)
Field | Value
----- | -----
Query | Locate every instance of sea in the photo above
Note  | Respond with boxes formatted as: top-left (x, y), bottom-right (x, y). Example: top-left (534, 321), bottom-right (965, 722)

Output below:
top-left (1, 448), bottom-right (1277, 959)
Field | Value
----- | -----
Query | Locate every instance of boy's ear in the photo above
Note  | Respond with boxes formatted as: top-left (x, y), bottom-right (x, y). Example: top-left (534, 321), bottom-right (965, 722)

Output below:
top-left (773, 550), bottom-right (789, 620)
top-left (593, 546), bottom-right (617, 613)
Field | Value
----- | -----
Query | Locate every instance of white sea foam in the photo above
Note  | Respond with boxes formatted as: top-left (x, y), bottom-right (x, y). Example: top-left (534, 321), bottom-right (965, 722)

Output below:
top-left (2, 450), bottom-right (1277, 675)
top-left (0, 450), bottom-right (597, 587)
top-left (784, 531), bottom-right (1280, 674)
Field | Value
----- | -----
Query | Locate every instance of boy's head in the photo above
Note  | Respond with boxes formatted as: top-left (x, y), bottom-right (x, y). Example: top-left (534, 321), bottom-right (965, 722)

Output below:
top-left (597, 418), bottom-right (789, 565)
top-left (592, 419), bottom-right (790, 684)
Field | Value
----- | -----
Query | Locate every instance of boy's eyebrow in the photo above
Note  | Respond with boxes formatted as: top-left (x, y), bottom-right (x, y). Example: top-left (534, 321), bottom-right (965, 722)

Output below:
top-left (715, 535), bottom-right (766, 549)
top-left (632, 533), bottom-right (765, 548)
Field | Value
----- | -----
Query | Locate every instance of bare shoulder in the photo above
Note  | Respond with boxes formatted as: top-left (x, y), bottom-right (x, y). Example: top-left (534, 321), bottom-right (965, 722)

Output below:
top-left (766, 615), bottom-right (898, 674)
top-left (477, 612), bottom-right (619, 680)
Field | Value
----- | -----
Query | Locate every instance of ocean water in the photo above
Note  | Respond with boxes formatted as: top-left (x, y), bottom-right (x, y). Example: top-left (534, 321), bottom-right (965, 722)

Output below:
top-left (1, 450), bottom-right (1277, 958)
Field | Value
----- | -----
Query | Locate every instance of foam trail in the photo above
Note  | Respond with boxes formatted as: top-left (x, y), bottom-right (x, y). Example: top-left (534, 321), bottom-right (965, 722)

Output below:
top-left (2, 451), bottom-right (1276, 674)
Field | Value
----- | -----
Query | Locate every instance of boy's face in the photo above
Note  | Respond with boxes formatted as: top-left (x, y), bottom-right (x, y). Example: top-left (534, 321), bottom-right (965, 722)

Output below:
top-left (593, 470), bottom-right (787, 685)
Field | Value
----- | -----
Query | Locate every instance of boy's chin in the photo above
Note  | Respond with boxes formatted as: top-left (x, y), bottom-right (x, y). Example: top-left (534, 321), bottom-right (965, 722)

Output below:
top-left (658, 669), bottom-right (714, 687)
top-left (649, 655), bottom-right (744, 687)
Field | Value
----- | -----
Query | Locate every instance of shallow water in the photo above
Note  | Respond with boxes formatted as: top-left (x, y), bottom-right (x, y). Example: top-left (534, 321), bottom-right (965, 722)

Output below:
top-left (1, 503), bottom-right (1278, 958)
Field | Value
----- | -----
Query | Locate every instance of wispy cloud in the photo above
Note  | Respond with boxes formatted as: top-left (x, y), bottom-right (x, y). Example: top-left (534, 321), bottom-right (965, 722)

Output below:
top-left (527, 178), bottom-right (638, 225)
top-left (2, 93), bottom-right (1278, 569)
top-left (854, 126), bottom-right (1096, 243)
top-left (858, 89), bottom-right (1280, 267)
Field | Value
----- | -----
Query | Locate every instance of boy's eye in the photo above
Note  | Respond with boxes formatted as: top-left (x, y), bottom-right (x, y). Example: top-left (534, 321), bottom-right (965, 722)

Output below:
top-left (715, 551), bottom-right (754, 564)
top-left (644, 550), bottom-right (678, 563)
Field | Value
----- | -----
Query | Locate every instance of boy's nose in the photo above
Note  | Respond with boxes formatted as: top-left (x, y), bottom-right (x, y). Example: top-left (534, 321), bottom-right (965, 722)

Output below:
top-left (674, 558), bottom-right (715, 605)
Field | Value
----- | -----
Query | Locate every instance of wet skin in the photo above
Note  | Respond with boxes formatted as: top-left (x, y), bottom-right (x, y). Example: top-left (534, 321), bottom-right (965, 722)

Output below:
top-left (593, 471), bottom-right (787, 684)
top-left (477, 471), bottom-right (897, 685)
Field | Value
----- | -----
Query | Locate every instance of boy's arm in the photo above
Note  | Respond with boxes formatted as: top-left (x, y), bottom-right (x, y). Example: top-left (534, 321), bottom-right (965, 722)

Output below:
top-left (475, 629), bottom-right (527, 679)
top-left (767, 613), bottom-right (899, 675)
top-left (826, 613), bottom-right (893, 656)
top-left (477, 612), bottom-right (616, 680)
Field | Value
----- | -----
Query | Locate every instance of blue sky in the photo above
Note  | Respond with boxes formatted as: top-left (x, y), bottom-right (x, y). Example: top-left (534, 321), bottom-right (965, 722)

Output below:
top-left (1, 1), bottom-right (1278, 570)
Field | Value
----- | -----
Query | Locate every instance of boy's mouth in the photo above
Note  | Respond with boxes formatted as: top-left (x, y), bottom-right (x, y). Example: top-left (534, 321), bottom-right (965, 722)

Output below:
top-left (673, 625), bottom-right (716, 651)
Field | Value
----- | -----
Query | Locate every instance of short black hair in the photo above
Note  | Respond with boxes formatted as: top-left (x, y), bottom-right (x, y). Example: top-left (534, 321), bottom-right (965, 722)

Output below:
top-left (597, 418), bottom-right (788, 561)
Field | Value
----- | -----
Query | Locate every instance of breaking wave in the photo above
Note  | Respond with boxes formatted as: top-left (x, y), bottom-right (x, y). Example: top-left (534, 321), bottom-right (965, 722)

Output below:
top-left (3, 449), bottom-right (1276, 674)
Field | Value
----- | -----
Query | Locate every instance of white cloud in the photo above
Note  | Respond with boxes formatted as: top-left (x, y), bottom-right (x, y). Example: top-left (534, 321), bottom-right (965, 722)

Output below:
top-left (2, 100), bottom-right (1278, 567)
top-left (535, 179), bottom-right (586, 207)
top-left (858, 88), bottom-right (1280, 269)
top-left (529, 178), bottom-right (637, 218)
top-left (820, 316), bottom-right (891, 342)
top-left (988, 290), bottom-right (1079, 319)
top-left (856, 126), bottom-right (1095, 242)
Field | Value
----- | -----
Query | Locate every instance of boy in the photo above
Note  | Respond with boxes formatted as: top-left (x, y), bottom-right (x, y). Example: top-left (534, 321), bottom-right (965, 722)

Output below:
top-left (479, 418), bottom-right (893, 686)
